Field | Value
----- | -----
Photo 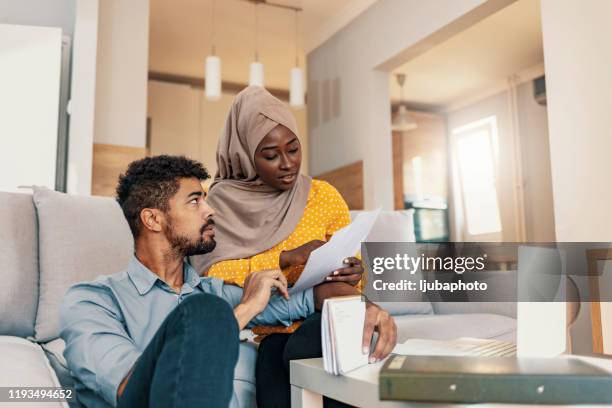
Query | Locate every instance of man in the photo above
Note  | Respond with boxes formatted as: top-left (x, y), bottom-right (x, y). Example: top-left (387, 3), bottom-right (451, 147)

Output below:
top-left (60, 155), bottom-right (396, 408)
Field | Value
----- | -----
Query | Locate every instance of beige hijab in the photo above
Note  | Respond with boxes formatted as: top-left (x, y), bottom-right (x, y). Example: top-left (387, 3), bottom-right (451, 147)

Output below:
top-left (191, 86), bottom-right (311, 274)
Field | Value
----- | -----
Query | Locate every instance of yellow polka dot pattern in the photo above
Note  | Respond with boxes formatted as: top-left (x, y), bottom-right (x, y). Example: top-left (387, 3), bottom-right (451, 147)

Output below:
top-left (206, 179), bottom-right (351, 287)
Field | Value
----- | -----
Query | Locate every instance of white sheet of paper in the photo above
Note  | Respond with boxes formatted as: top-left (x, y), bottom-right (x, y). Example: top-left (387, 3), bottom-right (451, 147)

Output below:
top-left (288, 208), bottom-right (381, 294)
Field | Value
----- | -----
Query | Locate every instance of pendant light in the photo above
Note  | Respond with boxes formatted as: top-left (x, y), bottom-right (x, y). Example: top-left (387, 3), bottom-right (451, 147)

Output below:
top-left (249, 3), bottom-right (264, 87)
top-left (289, 9), bottom-right (305, 108)
top-left (392, 73), bottom-right (418, 131)
top-left (205, 0), bottom-right (221, 100)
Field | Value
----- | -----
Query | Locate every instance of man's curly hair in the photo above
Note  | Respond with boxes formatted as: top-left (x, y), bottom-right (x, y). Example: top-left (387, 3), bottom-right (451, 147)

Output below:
top-left (116, 155), bottom-right (210, 238)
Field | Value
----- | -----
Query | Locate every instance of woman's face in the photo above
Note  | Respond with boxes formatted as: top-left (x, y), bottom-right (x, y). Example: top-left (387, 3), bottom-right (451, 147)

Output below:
top-left (254, 124), bottom-right (302, 191)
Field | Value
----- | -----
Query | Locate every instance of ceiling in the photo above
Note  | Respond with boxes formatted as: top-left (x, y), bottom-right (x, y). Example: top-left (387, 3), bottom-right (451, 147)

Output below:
top-left (390, 0), bottom-right (544, 110)
top-left (149, 0), bottom-right (377, 90)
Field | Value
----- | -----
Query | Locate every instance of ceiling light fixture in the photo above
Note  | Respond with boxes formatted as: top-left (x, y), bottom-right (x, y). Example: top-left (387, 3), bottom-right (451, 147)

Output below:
top-left (249, 2), bottom-right (264, 87)
top-left (205, 0), bottom-right (221, 100)
top-left (392, 73), bottom-right (418, 131)
top-left (289, 9), bottom-right (304, 108)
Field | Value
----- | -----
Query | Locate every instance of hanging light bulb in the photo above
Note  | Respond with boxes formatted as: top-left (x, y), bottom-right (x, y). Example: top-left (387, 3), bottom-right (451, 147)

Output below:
top-left (249, 3), bottom-right (264, 87)
top-left (290, 67), bottom-right (304, 107)
top-left (391, 73), bottom-right (417, 131)
top-left (392, 104), bottom-right (418, 131)
top-left (205, 55), bottom-right (221, 100)
top-left (205, 0), bottom-right (221, 100)
top-left (289, 9), bottom-right (304, 108)
top-left (249, 61), bottom-right (264, 87)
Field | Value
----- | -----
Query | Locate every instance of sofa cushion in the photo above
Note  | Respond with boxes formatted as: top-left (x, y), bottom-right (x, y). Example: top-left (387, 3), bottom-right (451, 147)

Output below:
top-left (394, 313), bottom-right (516, 343)
top-left (41, 338), bottom-right (75, 390)
top-left (33, 187), bottom-right (133, 342)
top-left (0, 336), bottom-right (67, 407)
top-left (0, 192), bottom-right (39, 338)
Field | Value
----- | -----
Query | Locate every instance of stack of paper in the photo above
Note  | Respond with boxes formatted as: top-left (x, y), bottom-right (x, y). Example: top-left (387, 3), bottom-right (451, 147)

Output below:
top-left (322, 296), bottom-right (369, 375)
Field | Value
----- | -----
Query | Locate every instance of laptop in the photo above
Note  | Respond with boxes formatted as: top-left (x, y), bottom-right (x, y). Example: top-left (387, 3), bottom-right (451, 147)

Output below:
top-left (393, 245), bottom-right (567, 358)
top-left (475, 245), bottom-right (566, 357)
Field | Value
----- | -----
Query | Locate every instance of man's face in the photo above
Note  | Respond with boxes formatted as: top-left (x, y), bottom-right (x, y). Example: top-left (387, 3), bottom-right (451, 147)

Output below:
top-left (163, 177), bottom-right (216, 257)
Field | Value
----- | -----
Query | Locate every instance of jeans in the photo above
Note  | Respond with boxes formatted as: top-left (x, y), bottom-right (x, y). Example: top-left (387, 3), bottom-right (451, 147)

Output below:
top-left (117, 293), bottom-right (240, 408)
top-left (256, 313), bottom-right (354, 408)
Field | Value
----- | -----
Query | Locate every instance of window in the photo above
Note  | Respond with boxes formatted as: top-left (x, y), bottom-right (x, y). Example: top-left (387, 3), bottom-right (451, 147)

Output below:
top-left (452, 117), bottom-right (502, 237)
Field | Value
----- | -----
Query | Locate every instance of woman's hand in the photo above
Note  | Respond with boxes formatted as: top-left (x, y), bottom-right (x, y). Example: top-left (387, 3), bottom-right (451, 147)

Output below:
top-left (280, 241), bottom-right (363, 286)
top-left (279, 240), bottom-right (326, 269)
top-left (326, 256), bottom-right (363, 286)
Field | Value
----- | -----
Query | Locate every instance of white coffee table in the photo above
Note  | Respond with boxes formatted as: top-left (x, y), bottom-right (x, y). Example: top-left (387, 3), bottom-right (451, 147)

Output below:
top-left (290, 355), bottom-right (612, 408)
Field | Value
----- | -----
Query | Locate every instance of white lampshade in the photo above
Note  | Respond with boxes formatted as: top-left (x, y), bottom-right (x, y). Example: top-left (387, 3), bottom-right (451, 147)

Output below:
top-left (289, 67), bottom-right (305, 108)
top-left (205, 55), bottom-right (221, 101)
top-left (249, 61), bottom-right (264, 87)
top-left (391, 104), bottom-right (418, 131)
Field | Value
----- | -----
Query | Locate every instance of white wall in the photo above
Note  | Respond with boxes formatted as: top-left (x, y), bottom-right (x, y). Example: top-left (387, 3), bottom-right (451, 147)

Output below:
top-left (67, 0), bottom-right (99, 195)
top-left (94, 0), bottom-right (149, 148)
top-left (147, 81), bottom-right (309, 181)
top-left (446, 78), bottom-right (556, 242)
top-left (307, 0), bottom-right (516, 209)
top-left (0, 0), bottom-right (96, 195)
top-left (540, 0), bottom-right (612, 242)
top-left (516, 80), bottom-right (556, 242)
top-left (1, 1), bottom-right (76, 192)
top-left (540, 0), bottom-right (612, 355)
top-left (0, 0), bottom-right (76, 36)
top-left (0, 0), bottom-right (149, 194)
top-left (0, 24), bottom-right (62, 192)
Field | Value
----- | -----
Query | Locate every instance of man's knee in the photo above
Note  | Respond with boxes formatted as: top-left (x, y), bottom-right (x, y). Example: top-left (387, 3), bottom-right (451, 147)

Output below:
top-left (177, 294), bottom-right (238, 336)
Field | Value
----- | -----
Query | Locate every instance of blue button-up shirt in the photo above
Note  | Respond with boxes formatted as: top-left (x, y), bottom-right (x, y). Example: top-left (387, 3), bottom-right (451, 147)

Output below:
top-left (59, 256), bottom-right (314, 407)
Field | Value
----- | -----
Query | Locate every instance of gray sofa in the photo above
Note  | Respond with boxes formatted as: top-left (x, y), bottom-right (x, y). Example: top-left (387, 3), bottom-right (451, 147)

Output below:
top-left (0, 189), bottom-right (516, 408)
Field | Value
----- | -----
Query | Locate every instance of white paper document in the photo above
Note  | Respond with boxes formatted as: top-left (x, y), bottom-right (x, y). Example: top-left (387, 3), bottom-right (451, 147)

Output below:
top-left (322, 296), bottom-right (369, 375)
top-left (288, 208), bottom-right (381, 294)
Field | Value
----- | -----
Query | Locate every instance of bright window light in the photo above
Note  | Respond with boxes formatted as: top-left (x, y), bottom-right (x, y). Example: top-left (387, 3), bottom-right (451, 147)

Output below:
top-left (453, 117), bottom-right (502, 236)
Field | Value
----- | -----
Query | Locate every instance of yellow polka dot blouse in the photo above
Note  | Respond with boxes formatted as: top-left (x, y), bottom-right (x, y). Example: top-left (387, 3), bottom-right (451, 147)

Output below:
top-left (206, 179), bottom-right (351, 287)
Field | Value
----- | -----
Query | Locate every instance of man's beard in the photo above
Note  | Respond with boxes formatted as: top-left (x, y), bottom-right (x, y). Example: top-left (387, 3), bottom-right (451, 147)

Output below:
top-left (164, 218), bottom-right (216, 257)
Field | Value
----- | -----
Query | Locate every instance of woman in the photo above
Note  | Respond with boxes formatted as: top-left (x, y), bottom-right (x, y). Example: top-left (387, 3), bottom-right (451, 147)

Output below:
top-left (191, 86), bottom-right (361, 407)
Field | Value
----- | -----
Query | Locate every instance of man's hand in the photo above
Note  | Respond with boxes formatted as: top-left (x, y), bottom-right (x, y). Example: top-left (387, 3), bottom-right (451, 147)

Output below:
top-left (234, 269), bottom-right (289, 330)
top-left (325, 256), bottom-right (363, 286)
top-left (362, 302), bottom-right (397, 363)
top-left (279, 240), bottom-right (326, 269)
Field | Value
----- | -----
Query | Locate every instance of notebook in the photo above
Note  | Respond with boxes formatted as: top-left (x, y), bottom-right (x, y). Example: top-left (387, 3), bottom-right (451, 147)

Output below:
top-left (379, 355), bottom-right (612, 404)
top-left (322, 296), bottom-right (369, 375)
